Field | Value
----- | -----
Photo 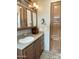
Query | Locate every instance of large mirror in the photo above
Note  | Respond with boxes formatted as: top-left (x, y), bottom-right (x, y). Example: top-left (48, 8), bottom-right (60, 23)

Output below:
top-left (17, 2), bottom-right (37, 30)
top-left (17, 4), bottom-right (32, 30)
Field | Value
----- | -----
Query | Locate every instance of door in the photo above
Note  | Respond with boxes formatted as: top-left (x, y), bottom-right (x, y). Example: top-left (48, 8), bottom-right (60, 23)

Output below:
top-left (50, 1), bottom-right (61, 51)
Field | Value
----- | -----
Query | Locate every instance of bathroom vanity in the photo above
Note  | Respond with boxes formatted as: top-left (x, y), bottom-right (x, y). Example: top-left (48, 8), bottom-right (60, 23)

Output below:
top-left (17, 1), bottom-right (44, 59)
top-left (17, 32), bottom-right (44, 59)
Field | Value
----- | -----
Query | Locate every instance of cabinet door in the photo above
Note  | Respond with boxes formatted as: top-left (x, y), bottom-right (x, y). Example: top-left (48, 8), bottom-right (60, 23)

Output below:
top-left (23, 44), bottom-right (34, 59)
top-left (34, 39), bottom-right (41, 59)
top-left (17, 49), bottom-right (24, 59)
top-left (40, 35), bottom-right (44, 53)
top-left (34, 35), bottom-right (44, 59)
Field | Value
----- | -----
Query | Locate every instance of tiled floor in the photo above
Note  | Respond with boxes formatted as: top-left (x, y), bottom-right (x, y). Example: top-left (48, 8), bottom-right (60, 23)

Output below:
top-left (40, 49), bottom-right (61, 59)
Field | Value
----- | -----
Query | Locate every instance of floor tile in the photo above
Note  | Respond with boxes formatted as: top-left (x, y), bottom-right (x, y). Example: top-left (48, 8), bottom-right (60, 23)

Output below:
top-left (40, 50), bottom-right (61, 59)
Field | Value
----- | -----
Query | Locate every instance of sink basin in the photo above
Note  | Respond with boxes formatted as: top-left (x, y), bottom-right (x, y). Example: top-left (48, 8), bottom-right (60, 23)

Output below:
top-left (19, 36), bottom-right (34, 44)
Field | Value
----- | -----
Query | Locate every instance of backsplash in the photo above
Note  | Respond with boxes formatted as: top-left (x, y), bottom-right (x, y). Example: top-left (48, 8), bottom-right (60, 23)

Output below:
top-left (17, 29), bottom-right (32, 36)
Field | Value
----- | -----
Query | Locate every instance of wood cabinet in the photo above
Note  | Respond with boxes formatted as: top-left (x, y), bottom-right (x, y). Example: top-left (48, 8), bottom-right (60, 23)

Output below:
top-left (17, 0), bottom-right (38, 30)
top-left (17, 49), bottom-right (23, 59)
top-left (40, 35), bottom-right (44, 53)
top-left (17, 35), bottom-right (44, 59)
top-left (34, 38), bottom-right (41, 59)
top-left (23, 44), bottom-right (34, 59)
top-left (17, 44), bottom-right (34, 59)
top-left (34, 35), bottom-right (44, 59)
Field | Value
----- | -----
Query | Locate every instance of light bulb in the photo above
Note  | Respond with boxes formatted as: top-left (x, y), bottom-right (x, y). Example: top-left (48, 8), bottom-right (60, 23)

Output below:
top-left (20, 6), bottom-right (22, 8)
top-left (36, 5), bottom-right (38, 9)
top-left (29, 5), bottom-right (32, 8)
top-left (33, 3), bottom-right (36, 7)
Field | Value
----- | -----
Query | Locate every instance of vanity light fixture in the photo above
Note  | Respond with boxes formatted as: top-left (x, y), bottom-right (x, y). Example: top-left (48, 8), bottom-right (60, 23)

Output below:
top-left (20, 6), bottom-right (22, 8)
top-left (29, 2), bottom-right (38, 10)
top-left (35, 5), bottom-right (38, 9)
top-left (33, 3), bottom-right (36, 7)
top-left (29, 4), bottom-right (32, 8)
top-left (33, 3), bottom-right (38, 9)
top-left (24, 0), bottom-right (38, 9)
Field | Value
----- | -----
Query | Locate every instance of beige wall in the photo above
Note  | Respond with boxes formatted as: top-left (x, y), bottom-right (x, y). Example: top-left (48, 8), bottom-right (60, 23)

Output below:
top-left (32, 0), bottom-right (60, 51)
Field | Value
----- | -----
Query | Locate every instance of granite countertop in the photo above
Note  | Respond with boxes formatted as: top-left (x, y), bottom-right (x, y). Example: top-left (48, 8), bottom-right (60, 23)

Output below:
top-left (17, 32), bottom-right (44, 50)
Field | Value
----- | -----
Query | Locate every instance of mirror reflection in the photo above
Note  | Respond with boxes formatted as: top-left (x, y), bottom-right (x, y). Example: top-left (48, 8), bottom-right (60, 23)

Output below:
top-left (17, 4), bottom-right (32, 29)
top-left (27, 9), bottom-right (32, 27)
top-left (33, 12), bottom-right (37, 26)
top-left (17, 5), bottom-right (21, 28)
